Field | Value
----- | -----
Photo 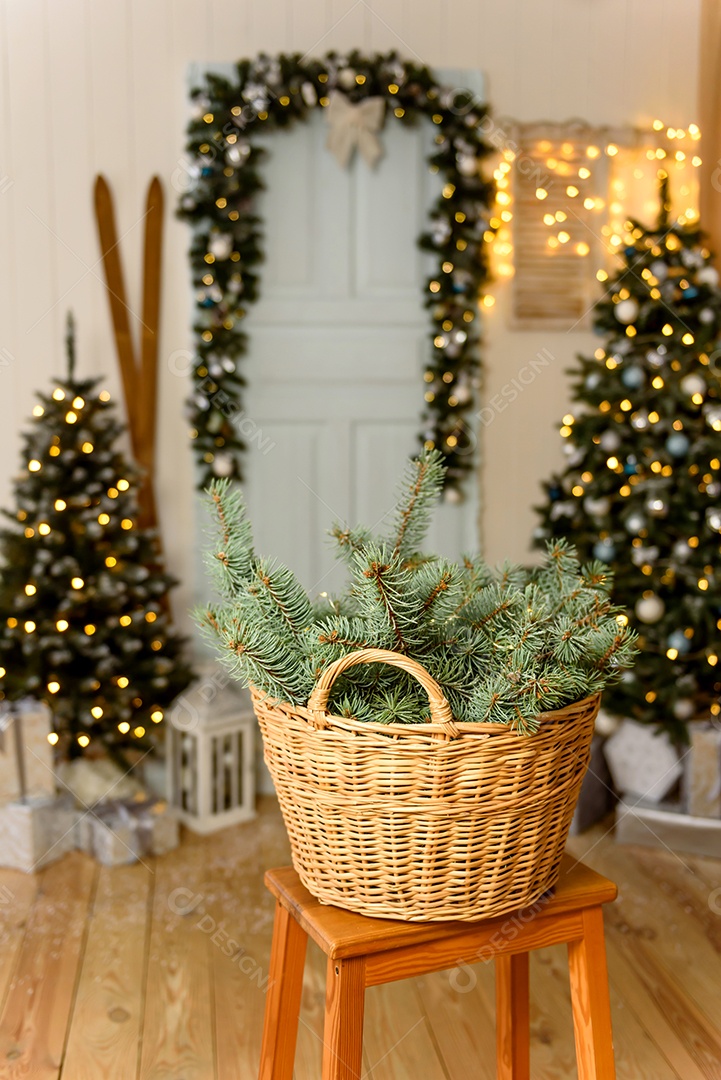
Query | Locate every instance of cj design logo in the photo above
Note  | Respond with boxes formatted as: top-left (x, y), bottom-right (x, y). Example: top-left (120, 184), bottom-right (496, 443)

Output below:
top-left (167, 887), bottom-right (274, 992)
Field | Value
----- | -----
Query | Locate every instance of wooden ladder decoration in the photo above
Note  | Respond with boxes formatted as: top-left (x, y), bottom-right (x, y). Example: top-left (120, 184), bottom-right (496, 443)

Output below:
top-left (93, 175), bottom-right (164, 533)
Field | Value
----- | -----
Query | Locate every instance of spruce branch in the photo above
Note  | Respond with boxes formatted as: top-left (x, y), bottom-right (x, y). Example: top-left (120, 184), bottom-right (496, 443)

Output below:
top-left (329, 523), bottom-right (373, 565)
top-left (386, 448), bottom-right (446, 560)
top-left (202, 480), bottom-right (254, 597)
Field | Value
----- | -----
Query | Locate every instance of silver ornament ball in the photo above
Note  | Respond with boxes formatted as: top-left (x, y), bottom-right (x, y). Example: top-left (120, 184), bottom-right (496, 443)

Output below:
top-left (635, 594), bottom-right (665, 623)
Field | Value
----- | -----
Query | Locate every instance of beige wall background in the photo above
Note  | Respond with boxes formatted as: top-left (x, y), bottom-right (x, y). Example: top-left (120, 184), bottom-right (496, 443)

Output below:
top-left (0, 0), bottom-right (702, 634)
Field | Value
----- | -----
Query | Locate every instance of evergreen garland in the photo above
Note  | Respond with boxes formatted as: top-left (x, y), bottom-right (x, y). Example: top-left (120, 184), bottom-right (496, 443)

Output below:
top-left (178, 50), bottom-right (496, 497)
top-left (199, 451), bottom-right (637, 733)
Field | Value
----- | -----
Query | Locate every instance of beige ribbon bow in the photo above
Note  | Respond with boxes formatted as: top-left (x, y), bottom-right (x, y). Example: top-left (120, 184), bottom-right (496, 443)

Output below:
top-left (325, 91), bottom-right (386, 168)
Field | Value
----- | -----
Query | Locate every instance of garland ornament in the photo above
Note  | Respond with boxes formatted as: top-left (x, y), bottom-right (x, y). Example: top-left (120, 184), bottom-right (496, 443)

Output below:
top-left (179, 50), bottom-right (496, 497)
top-left (324, 92), bottom-right (386, 168)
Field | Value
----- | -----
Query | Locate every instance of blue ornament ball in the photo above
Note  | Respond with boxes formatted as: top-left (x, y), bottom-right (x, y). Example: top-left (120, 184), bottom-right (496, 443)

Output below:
top-left (667, 630), bottom-right (691, 655)
top-left (665, 433), bottom-right (690, 457)
top-left (621, 366), bottom-right (645, 389)
top-left (593, 539), bottom-right (616, 563)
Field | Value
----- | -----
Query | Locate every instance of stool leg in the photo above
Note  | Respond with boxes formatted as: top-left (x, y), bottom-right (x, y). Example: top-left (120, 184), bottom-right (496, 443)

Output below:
top-left (258, 899), bottom-right (308, 1080)
top-left (568, 906), bottom-right (616, 1080)
top-left (321, 956), bottom-right (366, 1080)
top-left (495, 952), bottom-right (530, 1080)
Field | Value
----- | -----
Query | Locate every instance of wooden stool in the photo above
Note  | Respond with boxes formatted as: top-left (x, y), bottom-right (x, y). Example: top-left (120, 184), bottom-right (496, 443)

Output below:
top-left (258, 854), bottom-right (617, 1080)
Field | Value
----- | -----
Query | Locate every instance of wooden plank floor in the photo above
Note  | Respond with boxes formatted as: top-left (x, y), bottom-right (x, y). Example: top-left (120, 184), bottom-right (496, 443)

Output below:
top-left (0, 796), bottom-right (719, 1078)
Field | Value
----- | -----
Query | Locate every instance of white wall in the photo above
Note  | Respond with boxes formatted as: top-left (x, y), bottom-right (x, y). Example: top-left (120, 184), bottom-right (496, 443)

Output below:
top-left (0, 0), bottom-right (702, 633)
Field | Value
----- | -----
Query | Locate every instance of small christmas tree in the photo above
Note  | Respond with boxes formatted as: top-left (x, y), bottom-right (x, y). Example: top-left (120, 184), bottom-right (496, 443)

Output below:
top-left (535, 175), bottom-right (721, 742)
top-left (199, 449), bottom-right (636, 732)
top-left (0, 317), bottom-right (193, 759)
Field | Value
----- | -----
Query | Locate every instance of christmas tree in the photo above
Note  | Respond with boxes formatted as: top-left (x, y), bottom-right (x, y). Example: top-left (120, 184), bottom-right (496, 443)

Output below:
top-left (0, 318), bottom-right (194, 759)
top-left (199, 449), bottom-right (636, 732)
top-left (535, 175), bottom-right (721, 742)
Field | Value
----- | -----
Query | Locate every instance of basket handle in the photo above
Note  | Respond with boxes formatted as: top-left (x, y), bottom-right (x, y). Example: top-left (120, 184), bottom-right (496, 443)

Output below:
top-left (307, 648), bottom-right (459, 737)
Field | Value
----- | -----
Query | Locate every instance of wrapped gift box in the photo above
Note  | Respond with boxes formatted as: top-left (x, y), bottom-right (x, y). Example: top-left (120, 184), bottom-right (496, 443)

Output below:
top-left (0, 701), bottom-right (56, 803)
top-left (0, 795), bottom-right (76, 872)
top-left (73, 795), bottom-right (179, 866)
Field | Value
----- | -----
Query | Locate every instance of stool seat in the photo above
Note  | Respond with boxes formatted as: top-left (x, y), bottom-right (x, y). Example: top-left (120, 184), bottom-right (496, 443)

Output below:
top-left (259, 855), bottom-right (617, 1079)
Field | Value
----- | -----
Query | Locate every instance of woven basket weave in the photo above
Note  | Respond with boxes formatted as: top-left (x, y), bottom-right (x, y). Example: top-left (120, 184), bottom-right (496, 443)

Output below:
top-left (252, 648), bottom-right (600, 922)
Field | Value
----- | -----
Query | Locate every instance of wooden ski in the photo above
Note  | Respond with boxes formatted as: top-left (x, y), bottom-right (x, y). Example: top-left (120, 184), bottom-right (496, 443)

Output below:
top-left (93, 175), bottom-right (139, 451)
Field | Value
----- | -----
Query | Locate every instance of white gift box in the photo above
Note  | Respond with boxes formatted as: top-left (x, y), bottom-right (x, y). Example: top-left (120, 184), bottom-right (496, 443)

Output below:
top-left (0, 795), bottom-right (76, 872)
top-left (0, 700), bottom-right (56, 803)
top-left (605, 718), bottom-right (682, 803)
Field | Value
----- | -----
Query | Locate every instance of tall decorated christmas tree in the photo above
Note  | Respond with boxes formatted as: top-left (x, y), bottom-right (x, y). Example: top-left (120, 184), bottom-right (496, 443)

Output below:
top-left (536, 175), bottom-right (721, 742)
top-left (0, 319), bottom-right (193, 760)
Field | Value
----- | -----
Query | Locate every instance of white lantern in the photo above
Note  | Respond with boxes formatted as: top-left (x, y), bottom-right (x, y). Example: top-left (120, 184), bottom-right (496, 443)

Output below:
top-left (166, 665), bottom-right (256, 833)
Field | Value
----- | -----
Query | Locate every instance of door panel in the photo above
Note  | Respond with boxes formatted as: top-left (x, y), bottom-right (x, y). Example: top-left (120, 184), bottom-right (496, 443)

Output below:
top-left (239, 108), bottom-right (479, 598)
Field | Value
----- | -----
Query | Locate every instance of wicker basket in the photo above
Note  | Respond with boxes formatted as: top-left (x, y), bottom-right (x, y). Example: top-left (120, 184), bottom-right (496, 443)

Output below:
top-left (252, 648), bottom-right (600, 922)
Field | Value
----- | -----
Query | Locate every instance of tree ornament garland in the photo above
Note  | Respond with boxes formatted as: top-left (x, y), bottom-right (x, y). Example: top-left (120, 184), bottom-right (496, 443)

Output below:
top-left (178, 50), bottom-right (496, 496)
top-left (535, 175), bottom-right (721, 742)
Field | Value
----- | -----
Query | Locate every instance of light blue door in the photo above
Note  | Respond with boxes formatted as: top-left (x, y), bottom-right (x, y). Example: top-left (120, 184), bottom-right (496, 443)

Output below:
top-left (240, 108), bottom-right (480, 598)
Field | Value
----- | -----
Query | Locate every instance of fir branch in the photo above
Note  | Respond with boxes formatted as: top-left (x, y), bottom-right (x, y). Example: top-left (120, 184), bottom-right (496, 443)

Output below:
top-left (386, 448), bottom-right (446, 560)
top-left (245, 558), bottom-right (312, 640)
top-left (328, 523), bottom-right (373, 565)
top-left (350, 545), bottom-right (418, 652)
top-left (202, 480), bottom-right (254, 598)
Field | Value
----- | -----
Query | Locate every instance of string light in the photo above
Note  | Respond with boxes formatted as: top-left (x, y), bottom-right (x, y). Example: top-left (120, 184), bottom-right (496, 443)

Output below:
top-left (24, 621), bottom-right (36, 633)
top-left (72, 396), bottom-right (85, 409)
top-left (118, 721), bottom-right (130, 734)
top-left (47, 732), bottom-right (59, 745)
top-left (91, 706), bottom-right (103, 719)
top-left (121, 519), bottom-right (133, 530)
top-left (117, 676), bottom-right (129, 687)
top-left (116, 479), bottom-right (129, 491)
top-left (56, 619), bottom-right (69, 631)
top-left (28, 459), bottom-right (41, 472)
top-left (55, 499), bottom-right (66, 511)
top-left (81, 442), bottom-right (94, 453)
top-left (98, 513), bottom-right (110, 525)
top-left (134, 726), bottom-right (146, 738)
top-left (52, 388), bottom-right (65, 401)
top-left (151, 709), bottom-right (163, 723)
top-left (32, 405), bottom-right (44, 417)
top-left (77, 734), bottom-right (90, 747)
top-left (84, 624), bottom-right (96, 635)
top-left (65, 411), bottom-right (77, 424)
top-left (38, 523), bottom-right (51, 535)
top-left (25, 584), bottom-right (36, 596)
top-left (71, 576), bottom-right (84, 589)
top-left (47, 680), bottom-right (60, 694)
top-left (145, 612), bottom-right (157, 623)
top-left (119, 615), bottom-right (132, 626)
